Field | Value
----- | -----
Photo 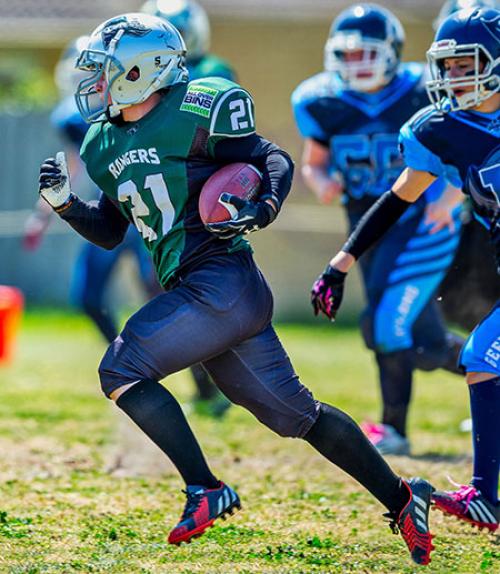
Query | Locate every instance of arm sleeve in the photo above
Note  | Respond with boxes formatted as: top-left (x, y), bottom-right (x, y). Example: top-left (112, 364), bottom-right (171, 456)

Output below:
top-left (59, 193), bottom-right (129, 250)
top-left (212, 134), bottom-right (294, 211)
top-left (342, 191), bottom-right (413, 260)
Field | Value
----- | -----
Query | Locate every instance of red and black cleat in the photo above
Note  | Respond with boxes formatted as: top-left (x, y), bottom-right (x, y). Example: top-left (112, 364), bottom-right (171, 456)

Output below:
top-left (168, 481), bottom-right (241, 545)
top-left (385, 477), bottom-right (435, 566)
top-left (432, 484), bottom-right (499, 533)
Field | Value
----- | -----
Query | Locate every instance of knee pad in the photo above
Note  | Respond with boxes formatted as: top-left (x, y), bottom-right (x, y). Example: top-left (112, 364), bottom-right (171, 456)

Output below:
top-left (98, 338), bottom-right (145, 398)
top-left (250, 399), bottom-right (321, 439)
top-left (98, 347), bottom-right (121, 398)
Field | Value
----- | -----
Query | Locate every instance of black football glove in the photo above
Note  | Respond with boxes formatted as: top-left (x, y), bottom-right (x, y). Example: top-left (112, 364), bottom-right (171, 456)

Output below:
top-left (205, 193), bottom-right (277, 240)
top-left (311, 265), bottom-right (347, 321)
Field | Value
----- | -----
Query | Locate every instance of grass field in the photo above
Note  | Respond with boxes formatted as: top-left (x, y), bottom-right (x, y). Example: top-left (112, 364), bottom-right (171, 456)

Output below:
top-left (0, 311), bottom-right (498, 574)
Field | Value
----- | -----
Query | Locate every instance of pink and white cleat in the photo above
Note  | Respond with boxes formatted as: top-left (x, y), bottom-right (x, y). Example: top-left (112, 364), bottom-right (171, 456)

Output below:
top-left (361, 421), bottom-right (410, 456)
top-left (432, 483), bottom-right (498, 532)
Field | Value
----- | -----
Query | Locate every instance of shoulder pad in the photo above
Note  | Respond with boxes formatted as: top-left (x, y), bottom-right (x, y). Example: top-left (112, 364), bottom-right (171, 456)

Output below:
top-left (291, 72), bottom-right (342, 107)
top-left (178, 77), bottom-right (236, 120)
top-left (407, 104), bottom-right (442, 135)
top-left (207, 84), bottom-right (256, 137)
top-left (398, 62), bottom-right (425, 82)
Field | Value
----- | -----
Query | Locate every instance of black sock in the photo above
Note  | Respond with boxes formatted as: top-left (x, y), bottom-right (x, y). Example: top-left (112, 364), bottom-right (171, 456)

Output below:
top-left (190, 364), bottom-right (218, 400)
top-left (376, 350), bottom-right (413, 437)
top-left (304, 403), bottom-right (409, 514)
top-left (116, 379), bottom-right (219, 488)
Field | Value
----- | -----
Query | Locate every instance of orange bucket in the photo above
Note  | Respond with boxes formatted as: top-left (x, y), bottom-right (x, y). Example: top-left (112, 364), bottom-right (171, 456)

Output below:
top-left (0, 286), bottom-right (24, 364)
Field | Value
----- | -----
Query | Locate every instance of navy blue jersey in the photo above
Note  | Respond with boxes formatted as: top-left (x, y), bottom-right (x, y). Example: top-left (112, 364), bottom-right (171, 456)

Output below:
top-left (400, 106), bottom-right (500, 227)
top-left (292, 63), bottom-right (444, 215)
top-left (51, 96), bottom-right (89, 148)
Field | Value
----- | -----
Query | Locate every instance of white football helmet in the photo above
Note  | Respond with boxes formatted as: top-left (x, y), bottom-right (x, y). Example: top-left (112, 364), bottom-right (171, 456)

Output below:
top-left (75, 13), bottom-right (188, 122)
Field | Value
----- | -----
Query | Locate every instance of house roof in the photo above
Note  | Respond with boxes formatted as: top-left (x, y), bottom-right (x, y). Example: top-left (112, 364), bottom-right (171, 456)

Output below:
top-left (0, 0), bottom-right (444, 47)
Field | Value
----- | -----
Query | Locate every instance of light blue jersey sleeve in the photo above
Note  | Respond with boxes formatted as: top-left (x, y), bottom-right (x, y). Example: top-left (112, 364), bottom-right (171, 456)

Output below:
top-left (399, 121), bottom-right (463, 189)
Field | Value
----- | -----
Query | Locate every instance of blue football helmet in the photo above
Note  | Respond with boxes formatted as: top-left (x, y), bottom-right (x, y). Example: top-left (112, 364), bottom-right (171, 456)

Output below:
top-left (54, 35), bottom-right (90, 98)
top-left (433, 0), bottom-right (499, 30)
top-left (140, 0), bottom-right (210, 62)
top-left (324, 3), bottom-right (405, 92)
top-left (426, 7), bottom-right (500, 111)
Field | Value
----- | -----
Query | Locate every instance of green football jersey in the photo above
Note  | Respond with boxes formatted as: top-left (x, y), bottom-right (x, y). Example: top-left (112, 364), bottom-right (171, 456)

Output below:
top-left (80, 77), bottom-right (256, 287)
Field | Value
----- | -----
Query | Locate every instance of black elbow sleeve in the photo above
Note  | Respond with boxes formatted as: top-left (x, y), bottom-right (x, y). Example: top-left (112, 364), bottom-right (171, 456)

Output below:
top-left (342, 191), bottom-right (412, 260)
top-left (260, 149), bottom-right (294, 211)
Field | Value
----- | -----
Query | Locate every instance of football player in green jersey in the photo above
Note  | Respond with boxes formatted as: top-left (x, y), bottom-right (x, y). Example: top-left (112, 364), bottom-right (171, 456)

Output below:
top-left (141, 0), bottom-right (236, 82)
top-left (38, 14), bottom-right (436, 565)
top-left (139, 0), bottom-right (237, 417)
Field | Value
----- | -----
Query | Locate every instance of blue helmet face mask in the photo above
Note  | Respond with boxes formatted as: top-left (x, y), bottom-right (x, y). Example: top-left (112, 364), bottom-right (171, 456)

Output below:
top-left (426, 7), bottom-right (500, 112)
top-left (324, 3), bottom-right (405, 92)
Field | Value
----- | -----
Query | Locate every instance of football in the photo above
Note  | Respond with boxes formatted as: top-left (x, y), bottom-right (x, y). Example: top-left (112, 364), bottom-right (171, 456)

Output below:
top-left (199, 163), bottom-right (262, 224)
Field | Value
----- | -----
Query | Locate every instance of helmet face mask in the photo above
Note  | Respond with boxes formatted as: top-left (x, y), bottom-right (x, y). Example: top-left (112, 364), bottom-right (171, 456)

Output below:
top-left (324, 4), bottom-right (405, 93)
top-left (76, 48), bottom-right (124, 123)
top-left (325, 31), bottom-right (399, 91)
top-left (75, 13), bottom-right (188, 123)
top-left (426, 41), bottom-right (498, 111)
top-left (426, 8), bottom-right (500, 112)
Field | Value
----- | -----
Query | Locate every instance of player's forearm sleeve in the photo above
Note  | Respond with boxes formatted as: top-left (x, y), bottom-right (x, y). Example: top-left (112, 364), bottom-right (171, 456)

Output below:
top-left (212, 134), bottom-right (294, 211)
top-left (342, 191), bottom-right (412, 260)
top-left (59, 193), bottom-right (129, 250)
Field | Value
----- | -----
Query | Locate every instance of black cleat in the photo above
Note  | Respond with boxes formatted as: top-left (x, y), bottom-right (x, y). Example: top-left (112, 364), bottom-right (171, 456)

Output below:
top-left (385, 477), bottom-right (435, 566)
top-left (168, 481), bottom-right (240, 545)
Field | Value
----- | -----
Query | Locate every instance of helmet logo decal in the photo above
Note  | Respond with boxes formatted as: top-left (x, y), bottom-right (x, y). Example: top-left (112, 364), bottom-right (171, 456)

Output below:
top-left (478, 163), bottom-right (500, 207)
top-left (102, 17), bottom-right (151, 49)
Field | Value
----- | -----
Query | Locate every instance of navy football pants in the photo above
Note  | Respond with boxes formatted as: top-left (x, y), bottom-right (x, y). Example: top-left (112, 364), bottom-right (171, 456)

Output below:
top-left (99, 251), bottom-right (320, 438)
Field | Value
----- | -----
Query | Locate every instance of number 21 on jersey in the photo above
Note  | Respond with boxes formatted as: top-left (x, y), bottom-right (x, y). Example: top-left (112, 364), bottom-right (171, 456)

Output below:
top-left (117, 174), bottom-right (175, 242)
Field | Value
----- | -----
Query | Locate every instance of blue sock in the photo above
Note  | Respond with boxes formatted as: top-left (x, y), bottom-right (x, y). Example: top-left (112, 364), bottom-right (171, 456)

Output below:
top-left (469, 377), bottom-right (500, 505)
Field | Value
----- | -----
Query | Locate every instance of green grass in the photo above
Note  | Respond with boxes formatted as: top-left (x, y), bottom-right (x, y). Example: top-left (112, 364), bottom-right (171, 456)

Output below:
top-left (0, 311), bottom-right (497, 573)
